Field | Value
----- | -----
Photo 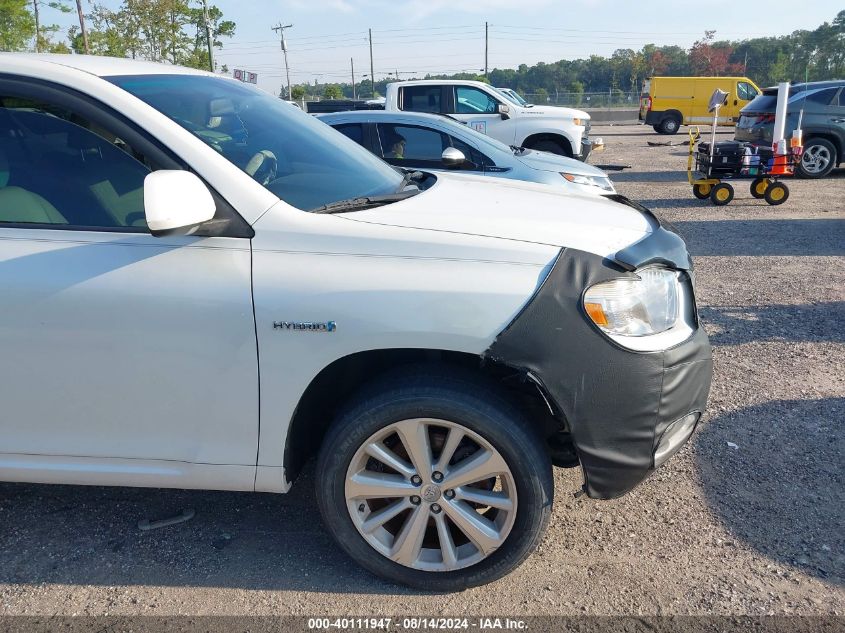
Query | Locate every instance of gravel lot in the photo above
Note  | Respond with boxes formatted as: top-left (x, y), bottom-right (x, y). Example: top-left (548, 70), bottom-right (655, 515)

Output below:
top-left (1, 125), bottom-right (843, 619)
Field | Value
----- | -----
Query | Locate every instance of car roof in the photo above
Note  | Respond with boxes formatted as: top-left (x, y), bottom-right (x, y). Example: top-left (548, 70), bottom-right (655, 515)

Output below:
top-left (762, 79), bottom-right (845, 93)
top-left (316, 110), bottom-right (453, 123)
top-left (0, 53), bottom-right (216, 78)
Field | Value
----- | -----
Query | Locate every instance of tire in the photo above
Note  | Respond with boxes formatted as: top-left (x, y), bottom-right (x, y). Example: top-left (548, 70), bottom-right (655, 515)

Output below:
top-left (798, 138), bottom-right (837, 179)
top-left (750, 177), bottom-right (769, 199)
top-left (710, 182), bottom-right (734, 206)
top-left (526, 138), bottom-right (571, 157)
top-left (693, 183), bottom-right (712, 199)
top-left (657, 115), bottom-right (681, 135)
top-left (764, 181), bottom-right (789, 206)
top-left (315, 367), bottom-right (554, 591)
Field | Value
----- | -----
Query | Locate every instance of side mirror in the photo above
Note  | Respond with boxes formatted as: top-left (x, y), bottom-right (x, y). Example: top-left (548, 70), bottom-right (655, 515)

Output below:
top-left (441, 147), bottom-right (467, 168)
top-left (144, 171), bottom-right (216, 237)
top-left (498, 104), bottom-right (511, 120)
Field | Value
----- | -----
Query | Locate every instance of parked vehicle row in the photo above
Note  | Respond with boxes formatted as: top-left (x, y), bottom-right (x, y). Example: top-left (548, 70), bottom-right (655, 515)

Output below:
top-left (317, 110), bottom-right (615, 196)
top-left (0, 54), bottom-right (712, 591)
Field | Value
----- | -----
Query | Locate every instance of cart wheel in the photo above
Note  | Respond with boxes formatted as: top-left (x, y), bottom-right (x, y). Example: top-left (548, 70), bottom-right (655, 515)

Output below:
top-left (710, 182), bottom-right (734, 206)
top-left (764, 182), bottom-right (789, 206)
top-left (693, 183), bottom-right (712, 199)
top-left (750, 178), bottom-right (769, 199)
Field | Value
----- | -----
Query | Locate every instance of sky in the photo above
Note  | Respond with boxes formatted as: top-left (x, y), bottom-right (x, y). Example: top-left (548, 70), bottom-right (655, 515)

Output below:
top-left (44, 0), bottom-right (843, 95)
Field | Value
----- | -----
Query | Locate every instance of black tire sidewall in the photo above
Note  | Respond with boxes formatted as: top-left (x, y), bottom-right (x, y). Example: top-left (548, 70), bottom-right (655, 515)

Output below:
top-left (750, 178), bottom-right (768, 199)
top-left (765, 183), bottom-right (789, 205)
top-left (710, 183), bottom-right (734, 206)
top-left (315, 374), bottom-right (553, 591)
top-left (661, 116), bottom-right (680, 134)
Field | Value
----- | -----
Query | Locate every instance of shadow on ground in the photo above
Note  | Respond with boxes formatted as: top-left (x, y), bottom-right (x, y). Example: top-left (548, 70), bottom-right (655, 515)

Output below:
top-left (668, 219), bottom-right (845, 256)
top-left (699, 302), bottom-right (845, 346)
top-left (694, 398), bottom-right (844, 585)
top-left (0, 466), bottom-right (414, 594)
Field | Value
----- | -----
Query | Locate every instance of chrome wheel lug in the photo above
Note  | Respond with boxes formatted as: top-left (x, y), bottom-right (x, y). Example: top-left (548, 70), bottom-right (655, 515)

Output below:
top-left (410, 475), bottom-right (422, 486)
top-left (410, 495), bottom-right (421, 505)
top-left (431, 503), bottom-right (441, 514)
top-left (444, 489), bottom-right (455, 499)
top-left (432, 471), bottom-right (444, 482)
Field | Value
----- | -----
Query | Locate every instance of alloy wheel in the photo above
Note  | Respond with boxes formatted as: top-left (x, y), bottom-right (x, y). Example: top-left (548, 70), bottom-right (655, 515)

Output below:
top-left (802, 145), bottom-right (832, 174)
top-left (344, 418), bottom-right (517, 572)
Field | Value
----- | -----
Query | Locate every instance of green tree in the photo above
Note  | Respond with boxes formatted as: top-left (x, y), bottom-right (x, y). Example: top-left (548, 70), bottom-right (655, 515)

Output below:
top-left (323, 84), bottom-right (343, 99)
top-left (0, 0), bottom-right (35, 51)
top-left (290, 85), bottom-right (306, 101)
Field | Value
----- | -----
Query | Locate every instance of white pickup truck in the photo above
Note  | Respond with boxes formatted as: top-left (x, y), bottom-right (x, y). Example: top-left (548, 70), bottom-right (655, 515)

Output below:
top-left (384, 79), bottom-right (599, 161)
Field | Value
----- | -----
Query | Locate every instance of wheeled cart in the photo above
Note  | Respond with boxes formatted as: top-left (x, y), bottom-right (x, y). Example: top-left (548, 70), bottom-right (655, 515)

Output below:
top-left (686, 128), bottom-right (800, 206)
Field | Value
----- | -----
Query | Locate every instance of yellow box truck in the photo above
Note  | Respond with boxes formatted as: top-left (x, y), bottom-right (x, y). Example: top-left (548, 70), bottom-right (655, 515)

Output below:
top-left (639, 76), bottom-right (761, 134)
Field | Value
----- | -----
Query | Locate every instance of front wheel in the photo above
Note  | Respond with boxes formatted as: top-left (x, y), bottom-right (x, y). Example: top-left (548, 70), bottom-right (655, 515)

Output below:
top-left (693, 183), bottom-right (712, 199)
top-left (710, 182), bottom-right (734, 206)
top-left (316, 368), bottom-right (553, 590)
top-left (765, 182), bottom-right (789, 206)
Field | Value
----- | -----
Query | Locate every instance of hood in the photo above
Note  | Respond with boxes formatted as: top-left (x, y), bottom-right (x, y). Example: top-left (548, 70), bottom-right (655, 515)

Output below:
top-left (515, 148), bottom-right (608, 177)
top-left (518, 105), bottom-right (590, 120)
top-left (345, 173), bottom-right (651, 259)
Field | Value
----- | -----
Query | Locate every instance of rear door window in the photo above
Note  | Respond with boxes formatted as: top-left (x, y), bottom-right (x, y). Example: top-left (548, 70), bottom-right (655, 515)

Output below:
top-left (333, 123), bottom-right (366, 147)
top-left (804, 88), bottom-right (838, 106)
top-left (400, 86), bottom-right (442, 113)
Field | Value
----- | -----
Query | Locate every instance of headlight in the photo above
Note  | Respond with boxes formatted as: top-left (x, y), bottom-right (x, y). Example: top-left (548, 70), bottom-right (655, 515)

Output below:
top-left (583, 268), bottom-right (681, 336)
top-left (572, 118), bottom-right (585, 126)
top-left (561, 172), bottom-right (615, 192)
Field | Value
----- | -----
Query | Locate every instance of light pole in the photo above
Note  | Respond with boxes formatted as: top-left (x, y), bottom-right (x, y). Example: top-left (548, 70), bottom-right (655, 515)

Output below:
top-left (272, 23), bottom-right (294, 99)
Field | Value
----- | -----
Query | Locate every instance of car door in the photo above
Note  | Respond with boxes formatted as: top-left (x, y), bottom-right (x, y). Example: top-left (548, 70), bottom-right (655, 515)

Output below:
top-left (446, 86), bottom-right (515, 145)
top-left (0, 79), bottom-right (258, 487)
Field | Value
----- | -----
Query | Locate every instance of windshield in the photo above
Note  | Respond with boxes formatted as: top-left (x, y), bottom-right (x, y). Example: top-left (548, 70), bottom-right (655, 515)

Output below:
top-left (109, 74), bottom-right (403, 211)
top-left (496, 88), bottom-right (528, 106)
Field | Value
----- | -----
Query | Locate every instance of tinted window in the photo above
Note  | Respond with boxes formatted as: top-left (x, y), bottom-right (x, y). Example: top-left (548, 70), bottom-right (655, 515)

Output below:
top-left (334, 123), bottom-right (365, 146)
top-left (110, 75), bottom-right (401, 211)
top-left (377, 123), bottom-right (445, 161)
top-left (837, 89), bottom-right (845, 107)
top-left (448, 135), bottom-right (490, 168)
top-left (401, 85), bottom-right (442, 113)
top-left (0, 96), bottom-right (152, 229)
top-left (805, 88), bottom-right (837, 105)
top-left (454, 87), bottom-right (499, 115)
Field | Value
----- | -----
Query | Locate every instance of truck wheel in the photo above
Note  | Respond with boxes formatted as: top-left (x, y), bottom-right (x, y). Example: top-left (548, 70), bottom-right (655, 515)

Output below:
top-left (710, 182), bottom-right (734, 206)
top-left (798, 138), bottom-right (837, 178)
top-left (750, 178), bottom-right (769, 199)
top-left (315, 368), bottom-right (553, 591)
top-left (657, 115), bottom-right (681, 135)
top-left (526, 138), bottom-right (571, 157)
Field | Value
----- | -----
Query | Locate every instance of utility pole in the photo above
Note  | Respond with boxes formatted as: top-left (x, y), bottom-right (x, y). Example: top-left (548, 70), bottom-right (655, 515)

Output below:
top-left (351, 58), bottom-right (356, 100)
top-left (202, 0), bottom-right (214, 71)
top-left (743, 50), bottom-right (748, 75)
top-left (273, 23), bottom-right (294, 99)
top-left (369, 28), bottom-right (375, 98)
top-left (75, 0), bottom-right (89, 54)
top-left (484, 21), bottom-right (488, 78)
top-left (32, 0), bottom-right (40, 52)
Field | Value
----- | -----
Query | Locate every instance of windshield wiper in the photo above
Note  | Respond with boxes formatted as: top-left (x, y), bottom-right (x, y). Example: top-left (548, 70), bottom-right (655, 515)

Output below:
top-left (309, 190), bottom-right (420, 214)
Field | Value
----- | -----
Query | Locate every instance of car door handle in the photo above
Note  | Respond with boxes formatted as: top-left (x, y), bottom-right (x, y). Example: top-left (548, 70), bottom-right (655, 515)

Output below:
top-left (833, 118), bottom-right (845, 123)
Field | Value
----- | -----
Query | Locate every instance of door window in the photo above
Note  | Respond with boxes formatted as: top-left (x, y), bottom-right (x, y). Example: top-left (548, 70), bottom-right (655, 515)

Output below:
top-left (400, 85), bottom-right (442, 113)
top-left (454, 87), bottom-right (499, 115)
top-left (0, 96), bottom-right (153, 229)
top-left (333, 123), bottom-right (366, 147)
top-left (804, 88), bottom-right (838, 106)
top-left (737, 82), bottom-right (758, 101)
top-left (376, 123), bottom-right (446, 163)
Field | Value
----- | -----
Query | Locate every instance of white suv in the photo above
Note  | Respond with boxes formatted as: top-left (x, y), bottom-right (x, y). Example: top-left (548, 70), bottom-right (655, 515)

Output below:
top-left (0, 54), bottom-right (712, 591)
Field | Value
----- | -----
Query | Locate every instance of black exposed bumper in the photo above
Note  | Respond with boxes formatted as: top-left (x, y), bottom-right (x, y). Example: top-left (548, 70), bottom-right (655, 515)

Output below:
top-left (484, 213), bottom-right (713, 499)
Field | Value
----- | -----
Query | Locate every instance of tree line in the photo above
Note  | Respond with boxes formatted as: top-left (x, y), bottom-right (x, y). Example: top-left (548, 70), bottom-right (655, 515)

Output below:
top-left (309, 11), bottom-right (844, 102)
top-left (0, 0), bottom-right (234, 70)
